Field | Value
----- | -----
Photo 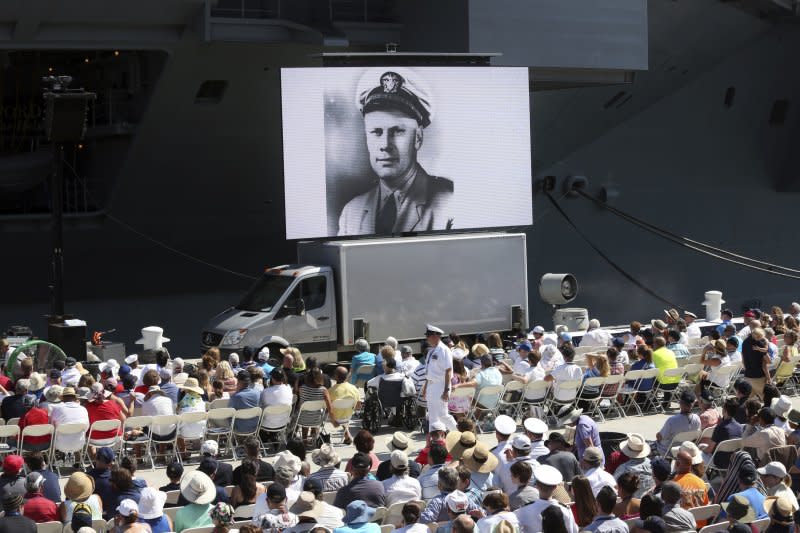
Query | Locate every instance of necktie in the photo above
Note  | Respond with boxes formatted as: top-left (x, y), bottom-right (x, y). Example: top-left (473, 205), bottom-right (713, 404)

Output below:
top-left (375, 193), bottom-right (397, 235)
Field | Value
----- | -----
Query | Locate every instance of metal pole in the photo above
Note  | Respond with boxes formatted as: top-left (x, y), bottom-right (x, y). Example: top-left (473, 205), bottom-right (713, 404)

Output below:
top-left (51, 143), bottom-right (65, 317)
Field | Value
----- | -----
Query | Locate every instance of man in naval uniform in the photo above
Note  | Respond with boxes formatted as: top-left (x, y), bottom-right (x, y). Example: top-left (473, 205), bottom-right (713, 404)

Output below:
top-left (338, 69), bottom-right (454, 236)
top-left (422, 324), bottom-right (457, 432)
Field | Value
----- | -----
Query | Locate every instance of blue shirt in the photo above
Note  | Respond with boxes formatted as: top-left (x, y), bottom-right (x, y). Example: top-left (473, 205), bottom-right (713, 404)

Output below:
top-left (260, 362), bottom-right (275, 377)
top-left (630, 360), bottom-right (655, 391)
top-left (721, 487), bottom-right (767, 519)
top-left (350, 352), bottom-right (376, 383)
top-left (141, 515), bottom-right (171, 533)
top-left (35, 468), bottom-right (61, 504)
top-left (160, 381), bottom-right (179, 405)
top-left (88, 467), bottom-right (114, 517)
top-left (334, 524), bottom-right (381, 533)
top-left (229, 387), bottom-right (261, 432)
top-left (716, 320), bottom-right (733, 335)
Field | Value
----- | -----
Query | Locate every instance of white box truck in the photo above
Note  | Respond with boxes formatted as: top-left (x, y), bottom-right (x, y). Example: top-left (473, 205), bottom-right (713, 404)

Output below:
top-left (201, 232), bottom-right (528, 363)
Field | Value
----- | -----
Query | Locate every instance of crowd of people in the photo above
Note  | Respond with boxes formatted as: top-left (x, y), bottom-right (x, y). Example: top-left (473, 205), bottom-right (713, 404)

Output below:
top-left (0, 304), bottom-right (800, 533)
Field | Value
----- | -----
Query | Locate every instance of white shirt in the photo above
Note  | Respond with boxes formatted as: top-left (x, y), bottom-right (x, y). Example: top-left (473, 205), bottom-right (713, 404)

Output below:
top-left (395, 524), bottom-right (429, 533)
top-left (708, 355), bottom-right (732, 387)
top-left (738, 326), bottom-right (752, 340)
top-left (425, 342), bottom-right (453, 384)
top-left (687, 323), bottom-right (702, 340)
top-left (142, 394), bottom-right (176, 435)
top-left (616, 350), bottom-right (630, 366)
top-left (400, 357), bottom-right (420, 377)
top-left (539, 346), bottom-right (564, 373)
top-left (585, 466), bottom-right (617, 496)
top-left (516, 499), bottom-right (578, 533)
top-left (260, 383), bottom-right (293, 408)
top-left (513, 360), bottom-right (531, 375)
top-left (581, 329), bottom-right (612, 348)
top-left (492, 439), bottom-right (513, 468)
top-left (477, 511), bottom-right (519, 533)
top-left (61, 367), bottom-right (81, 387)
top-left (551, 363), bottom-right (584, 401)
top-left (499, 456), bottom-right (540, 493)
top-left (383, 474), bottom-right (422, 506)
top-left (50, 401), bottom-right (89, 451)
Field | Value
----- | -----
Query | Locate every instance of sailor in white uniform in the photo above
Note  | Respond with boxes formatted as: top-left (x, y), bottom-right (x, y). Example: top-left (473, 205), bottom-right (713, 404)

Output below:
top-left (422, 324), bottom-right (457, 431)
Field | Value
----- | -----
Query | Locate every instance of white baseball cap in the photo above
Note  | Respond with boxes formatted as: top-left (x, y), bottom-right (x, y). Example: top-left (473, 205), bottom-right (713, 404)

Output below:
top-left (444, 490), bottom-right (469, 513)
top-left (511, 434), bottom-right (531, 452)
top-left (757, 461), bottom-right (788, 478)
top-left (116, 499), bottom-right (138, 517)
top-left (430, 420), bottom-right (447, 432)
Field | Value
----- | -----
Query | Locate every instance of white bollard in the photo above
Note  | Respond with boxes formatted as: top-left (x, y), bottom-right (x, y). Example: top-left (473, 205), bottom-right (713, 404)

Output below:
top-left (702, 290), bottom-right (725, 322)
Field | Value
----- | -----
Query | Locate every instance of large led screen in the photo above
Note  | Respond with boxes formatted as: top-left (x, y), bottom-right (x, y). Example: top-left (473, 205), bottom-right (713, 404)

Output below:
top-left (281, 67), bottom-right (532, 240)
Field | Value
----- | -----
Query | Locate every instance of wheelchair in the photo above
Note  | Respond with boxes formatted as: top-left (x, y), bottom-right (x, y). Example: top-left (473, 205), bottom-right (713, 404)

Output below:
top-left (361, 379), bottom-right (416, 434)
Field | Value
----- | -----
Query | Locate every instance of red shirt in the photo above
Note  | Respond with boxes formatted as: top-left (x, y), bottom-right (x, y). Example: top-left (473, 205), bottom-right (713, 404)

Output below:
top-left (0, 373), bottom-right (13, 391)
top-left (86, 399), bottom-right (123, 439)
top-left (23, 493), bottom-right (59, 522)
top-left (18, 407), bottom-right (50, 445)
top-left (415, 441), bottom-right (452, 466)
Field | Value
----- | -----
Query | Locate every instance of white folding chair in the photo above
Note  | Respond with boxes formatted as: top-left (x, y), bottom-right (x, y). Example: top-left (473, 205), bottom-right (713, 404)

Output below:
top-left (698, 521), bottom-right (730, 533)
top-left (205, 407), bottom-right (235, 459)
top-left (260, 404), bottom-right (293, 453)
top-left (544, 379), bottom-right (582, 425)
top-left (381, 525), bottom-right (395, 533)
top-left (121, 415), bottom-right (154, 471)
top-left (6, 417), bottom-right (19, 426)
top-left (83, 419), bottom-right (122, 463)
top-left (468, 384), bottom-right (505, 432)
top-left (707, 438), bottom-right (743, 478)
top-left (617, 369), bottom-right (644, 416)
top-left (327, 398), bottom-right (357, 446)
top-left (177, 410), bottom-right (208, 460)
top-left (0, 424), bottom-right (20, 457)
top-left (689, 504), bottom-right (721, 524)
top-left (231, 406), bottom-right (263, 455)
top-left (149, 414), bottom-right (180, 465)
top-left (182, 527), bottom-right (214, 533)
top-left (594, 374), bottom-right (626, 421)
top-left (353, 364), bottom-right (376, 390)
top-left (36, 522), bottom-right (63, 533)
top-left (519, 380), bottom-right (550, 419)
top-left (496, 380), bottom-right (525, 419)
top-left (291, 400), bottom-right (328, 440)
top-left (20, 423), bottom-right (54, 456)
top-left (575, 376), bottom-right (606, 417)
top-left (233, 503), bottom-right (256, 519)
top-left (752, 518), bottom-right (770, 530)
top-left (664, 429), bottom-right (702, 459)
top-left (207, 398), bottom-right (230, 410)
top-left (163, 505), bottom-right (182, 524)
top-left (165, 489), bottom-right (180, 505)
top-left (50, 422), bottom-right (89, 476)
top-left (651, 368), bottom-right (686, 412)
top-left (707, 365), bottom-right (740, 404)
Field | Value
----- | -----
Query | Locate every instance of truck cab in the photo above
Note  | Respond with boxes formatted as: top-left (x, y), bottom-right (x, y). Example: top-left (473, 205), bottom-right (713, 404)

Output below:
top-left (201, 265), bottom-right (337, 362)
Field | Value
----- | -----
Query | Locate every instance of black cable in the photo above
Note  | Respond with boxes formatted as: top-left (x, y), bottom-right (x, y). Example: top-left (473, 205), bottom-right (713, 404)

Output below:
top-left (545, 192), bottom-right (686, 309)
top-left (576, 190), bottom-right (800, 280)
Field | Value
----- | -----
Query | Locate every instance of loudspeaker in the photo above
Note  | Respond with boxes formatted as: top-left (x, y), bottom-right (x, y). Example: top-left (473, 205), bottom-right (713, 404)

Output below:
top-left (48, 322), bottom-right (87, 360)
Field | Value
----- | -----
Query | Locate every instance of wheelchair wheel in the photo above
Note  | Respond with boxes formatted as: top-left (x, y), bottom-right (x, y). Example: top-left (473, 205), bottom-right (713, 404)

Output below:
top-left (363, 396), bottom-right (381, 434)
top-left (401, 398), bottom-right (416, 431)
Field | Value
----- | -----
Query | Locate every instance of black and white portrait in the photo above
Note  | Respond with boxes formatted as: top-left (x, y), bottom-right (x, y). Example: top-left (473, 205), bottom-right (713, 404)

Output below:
top-left (281, 66), bottom-right (532, 240)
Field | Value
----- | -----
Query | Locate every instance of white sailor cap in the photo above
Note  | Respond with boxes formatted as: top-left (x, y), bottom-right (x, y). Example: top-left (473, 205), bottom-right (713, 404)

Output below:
top-left (494, 415), bottom-right (516, 436)
top-left (125, 354), bottom-right (138, 365)
top-left (534, 465), bottom-right (563, 486)
top-left (425, 324), bottom-right (444, 336)
top-left (532, 326), bottom-right (545, 334)
top-left (523, 417), bottom-right (548, 435)
top-left (684, 311), bottom-right (697, 319)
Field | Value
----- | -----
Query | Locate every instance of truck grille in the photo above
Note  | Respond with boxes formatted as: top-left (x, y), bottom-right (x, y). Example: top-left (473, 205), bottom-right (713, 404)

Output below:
top-left (202, 331), bottom-right (222, 346)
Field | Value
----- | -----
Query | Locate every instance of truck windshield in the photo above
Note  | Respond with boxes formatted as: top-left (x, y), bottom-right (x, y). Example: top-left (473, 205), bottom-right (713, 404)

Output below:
top-left (236, 274), bottom-right (294, 312)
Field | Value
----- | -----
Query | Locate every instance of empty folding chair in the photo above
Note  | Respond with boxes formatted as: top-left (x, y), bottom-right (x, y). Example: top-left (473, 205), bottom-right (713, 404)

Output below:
top-left (230, 406), bottom-right (264, 457)
top-left (689, 504), bottom-right (721, 524)
top-left (207, 398), bottom-right (230, 410)
top-left (544, 379), bottom-right (582, 425)
top-left (36, 522), bottom-right (63, 533)
top-left (496, 380), bottom-right (525, 419)
top-left (468, 385), bottom-right (505, 433)
top-left (707, 365), bottom-right (740, 404)
top-left (594, 374), bottom-right (626, 421)
top-left (519, 380), bottom-right (550, 419)
top-left (6, 417), bottom-right (19, 426)
top-left (617, 369), bottom-right (645, 416)
top-left (707, 438), bottom-right (742, 479)
top-left (575, 376), bottom-right (606, 419)
top-left (651, 368), bottom-right (686, 412)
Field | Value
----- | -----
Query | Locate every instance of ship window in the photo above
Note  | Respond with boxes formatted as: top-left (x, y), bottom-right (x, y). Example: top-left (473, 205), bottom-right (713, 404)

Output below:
top-left (769, 99), bottom-right (789, 125)
top-left (195, 80), bottom-right (228, 104)
top-left (724, 87), bottom-right (735, 108)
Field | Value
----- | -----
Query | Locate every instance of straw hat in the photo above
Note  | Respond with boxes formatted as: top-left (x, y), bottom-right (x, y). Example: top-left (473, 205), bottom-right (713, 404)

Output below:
top-left (28, 372), bottom-right (46, 392)
top-left (471, 344), bottom-right (489, 357)
top-left (460, 443), bottom-right (499, 473)
top-left (64, 472), bottom-right (95, 501)
top-left (178, 377), bottom-right (204, 396)
top-left (764, 496), bottom-right (794, 526)
top-left (290, 491), bottom-right (325, 518)
top-left (311, 444), bottom-right (340, 468)
top-left (620, 433), bottom-right (651, 459)
top-left (180, 471), bottom-right (216, 505)
top-left (445, 431), bottom-right (477, 460)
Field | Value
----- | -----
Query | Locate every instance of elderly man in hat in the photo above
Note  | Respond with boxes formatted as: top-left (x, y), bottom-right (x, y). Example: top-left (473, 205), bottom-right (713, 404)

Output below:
top-left (581, 447), bottom-right (617, 496)
top-left (683, 311), bottom-right (702, 340)
top-left (515, 465), bottom-right (578, 533)
top-left (540, 432), bottom-right (581, 483)
top-left (0, 454), bottom-right (26, 497)
top-left (611, 434), bottom-right (653, 498)
top-left (22, 471), bottom-right (58, 522)
top-left (420, 468), bottom-right (479, 524)
top-left (422, 324), bottom-right (458, 431)
top-left (377, 432), bottom-right (421, 480)
top-left (49, 385), bottom-right (90, 454)
top-left (307, 443), bottom-right (349, 491)
top-left (334, 452), bottom-right (386, 509)
top-left (382, 449), bottom-right (422, 507)
top-left (338, 68), bottom-right (454, 236)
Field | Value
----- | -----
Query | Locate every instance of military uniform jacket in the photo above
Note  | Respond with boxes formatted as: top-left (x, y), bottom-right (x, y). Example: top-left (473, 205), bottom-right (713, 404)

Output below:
top-left (337, 165), bottom-right (454, 236)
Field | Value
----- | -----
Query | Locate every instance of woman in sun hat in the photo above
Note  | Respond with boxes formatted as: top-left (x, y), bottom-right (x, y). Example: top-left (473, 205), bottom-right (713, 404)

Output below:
top-left (60, 471), bottom-right (103, 522)
top-left (176, 377), bottom-right (207, 457)
top-left (137, 487), bottom-right (172, 533)
top-left (175, 470), bottom-right (216, 533)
